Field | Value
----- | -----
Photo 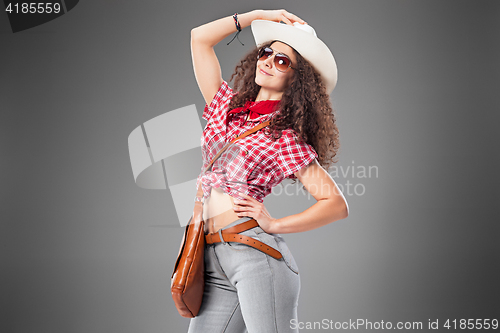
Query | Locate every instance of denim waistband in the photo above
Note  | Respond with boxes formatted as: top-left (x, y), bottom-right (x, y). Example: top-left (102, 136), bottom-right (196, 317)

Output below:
top-left (221, 216), bottom-right (254, 230)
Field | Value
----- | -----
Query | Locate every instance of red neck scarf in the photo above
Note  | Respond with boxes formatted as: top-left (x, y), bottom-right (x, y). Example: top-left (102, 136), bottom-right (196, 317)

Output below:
top-left (227, 100), bottom-right (281, 122)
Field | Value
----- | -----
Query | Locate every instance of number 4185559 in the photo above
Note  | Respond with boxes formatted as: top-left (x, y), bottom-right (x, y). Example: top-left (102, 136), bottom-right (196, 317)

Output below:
top-left (5, 3), bottom-right (61, 14)
top-left (444, 319), bottom-right (498, 330)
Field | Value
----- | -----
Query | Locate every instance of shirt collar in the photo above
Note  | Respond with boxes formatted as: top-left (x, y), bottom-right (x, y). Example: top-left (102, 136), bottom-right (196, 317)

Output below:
top-left (228, 100), bottom-right (281, 122)
top-left (246, 109), bottom-right (280, 122)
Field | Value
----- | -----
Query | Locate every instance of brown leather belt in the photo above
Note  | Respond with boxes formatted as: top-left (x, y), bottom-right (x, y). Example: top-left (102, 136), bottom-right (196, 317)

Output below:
top-left (205, 219), bottom-right (282, 260)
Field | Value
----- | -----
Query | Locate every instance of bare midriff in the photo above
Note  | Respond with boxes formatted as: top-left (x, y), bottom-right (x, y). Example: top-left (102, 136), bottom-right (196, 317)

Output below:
top-left (203, 187), bottom-right (242, 234)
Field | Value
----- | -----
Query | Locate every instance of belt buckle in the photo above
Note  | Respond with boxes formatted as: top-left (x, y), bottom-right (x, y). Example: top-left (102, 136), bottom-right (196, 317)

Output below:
top-left (206, 232), bottom-right (214, 244)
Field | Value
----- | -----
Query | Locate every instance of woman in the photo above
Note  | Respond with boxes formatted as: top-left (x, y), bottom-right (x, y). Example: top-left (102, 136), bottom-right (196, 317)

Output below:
top-left (189, 9), bottom-right (349, 333)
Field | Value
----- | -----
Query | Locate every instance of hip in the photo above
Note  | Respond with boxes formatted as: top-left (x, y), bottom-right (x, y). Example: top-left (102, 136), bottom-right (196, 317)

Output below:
top-left (206, 217), bottom-right (301, 276)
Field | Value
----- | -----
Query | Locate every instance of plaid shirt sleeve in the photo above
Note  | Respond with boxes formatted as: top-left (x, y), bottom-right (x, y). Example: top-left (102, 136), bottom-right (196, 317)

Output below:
top-left (276, 129), bottom-right (318, 180)
top-left (202, 80), bottom-right (234, 121)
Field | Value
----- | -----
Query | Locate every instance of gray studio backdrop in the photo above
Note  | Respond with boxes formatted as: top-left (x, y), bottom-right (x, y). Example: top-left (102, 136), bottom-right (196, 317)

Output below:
top-left (2, 1), bottom-right (499, 332)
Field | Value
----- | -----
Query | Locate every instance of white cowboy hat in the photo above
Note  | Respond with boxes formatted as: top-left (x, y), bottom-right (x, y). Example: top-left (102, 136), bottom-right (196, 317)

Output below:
top-left (251, 20), bottom-right (338, 94)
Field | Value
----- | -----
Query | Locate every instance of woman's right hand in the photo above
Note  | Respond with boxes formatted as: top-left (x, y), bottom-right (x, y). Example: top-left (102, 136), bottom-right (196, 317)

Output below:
top-left (252, 9), bottom-right (306, 26)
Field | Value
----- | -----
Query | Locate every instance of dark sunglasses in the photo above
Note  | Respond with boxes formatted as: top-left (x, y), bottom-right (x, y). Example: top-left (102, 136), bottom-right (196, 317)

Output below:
top-left (257, 47), bottom-right (294, 73)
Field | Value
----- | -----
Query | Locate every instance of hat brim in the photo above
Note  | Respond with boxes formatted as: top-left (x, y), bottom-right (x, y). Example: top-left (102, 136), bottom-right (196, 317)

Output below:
top-left (251, 20), bottom-right (337, 94)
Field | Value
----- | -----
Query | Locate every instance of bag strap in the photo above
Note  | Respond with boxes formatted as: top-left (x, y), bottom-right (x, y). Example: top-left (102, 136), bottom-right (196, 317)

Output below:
top-left (203, 119), bottom-right (271, 174)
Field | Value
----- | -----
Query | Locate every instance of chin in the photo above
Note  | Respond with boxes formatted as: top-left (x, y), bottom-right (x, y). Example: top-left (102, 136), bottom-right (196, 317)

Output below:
top-left (255, 74), bottom-right (288, 94)
top-left (254, 76), bottom-right (265, 88)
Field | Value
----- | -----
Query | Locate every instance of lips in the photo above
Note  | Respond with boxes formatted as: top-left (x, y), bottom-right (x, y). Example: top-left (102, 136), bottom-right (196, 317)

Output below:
top-left (259, 68), bottom-right (272, 76)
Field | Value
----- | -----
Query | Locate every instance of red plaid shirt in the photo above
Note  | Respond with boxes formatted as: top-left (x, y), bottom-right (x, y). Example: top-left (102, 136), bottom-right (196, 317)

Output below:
top-left (196, 81), bottom-right (318, 202)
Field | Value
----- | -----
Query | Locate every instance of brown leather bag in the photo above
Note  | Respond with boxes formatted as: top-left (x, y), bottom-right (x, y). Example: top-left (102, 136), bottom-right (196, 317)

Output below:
top-left (171, 214), bottom-right (205, 318)
top-left (170, 119), bottom-right (271, 318)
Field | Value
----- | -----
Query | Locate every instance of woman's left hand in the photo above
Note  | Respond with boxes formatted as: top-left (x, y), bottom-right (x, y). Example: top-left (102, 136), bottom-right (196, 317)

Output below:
top-left (233, 192), bottom-right (276, 233)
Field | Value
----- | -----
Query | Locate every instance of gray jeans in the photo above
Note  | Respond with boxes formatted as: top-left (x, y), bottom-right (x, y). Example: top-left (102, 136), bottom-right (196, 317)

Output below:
top-left (187, 217), bottom-right (301, 333)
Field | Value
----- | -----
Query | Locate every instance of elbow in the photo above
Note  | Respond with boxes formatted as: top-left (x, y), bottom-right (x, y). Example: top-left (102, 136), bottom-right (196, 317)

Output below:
top-left (342, 199), bottom-right (349, 219)
top-left (191, 27), bottom-right (205, 46)
top-left (191, 28), bottom-right (209, 50)
top-left (191, 28), bottom-right (199, 44)
top-left (191, 27), bottom-right (208, 46)
top-left (323, 197), bottom-right (349, 223)
top-left (335, 198), bottom-right (349, 220)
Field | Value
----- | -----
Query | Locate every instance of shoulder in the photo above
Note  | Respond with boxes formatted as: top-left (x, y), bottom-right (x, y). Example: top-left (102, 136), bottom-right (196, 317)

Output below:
top-left (275, 128), bottom-right (318, 162)
top-left (276, 128), bottom-right (318, 163)
top-left (278, 128), bottom-right (309, 147)
top-left (273, 128), bottom-right (318, 179)
top-left (210, 80), bottom-right (235, 107)
top-left (215, 80), bottom-right (234, 101)
top-left (202, 80), bottom-right (235, 121)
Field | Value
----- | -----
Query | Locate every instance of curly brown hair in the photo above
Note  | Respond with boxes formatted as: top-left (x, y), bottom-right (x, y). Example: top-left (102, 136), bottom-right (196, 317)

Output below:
top-left (229, 41), bottom-right (340, 173)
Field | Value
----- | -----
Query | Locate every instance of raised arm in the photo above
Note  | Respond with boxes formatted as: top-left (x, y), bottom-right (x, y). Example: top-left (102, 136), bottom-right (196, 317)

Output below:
top-left (190, 9), bottom-right (306, 105)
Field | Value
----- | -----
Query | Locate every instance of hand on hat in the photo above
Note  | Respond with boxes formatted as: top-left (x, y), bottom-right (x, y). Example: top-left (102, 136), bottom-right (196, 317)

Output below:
top-left (254, 9), bottom-right (306, 26)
